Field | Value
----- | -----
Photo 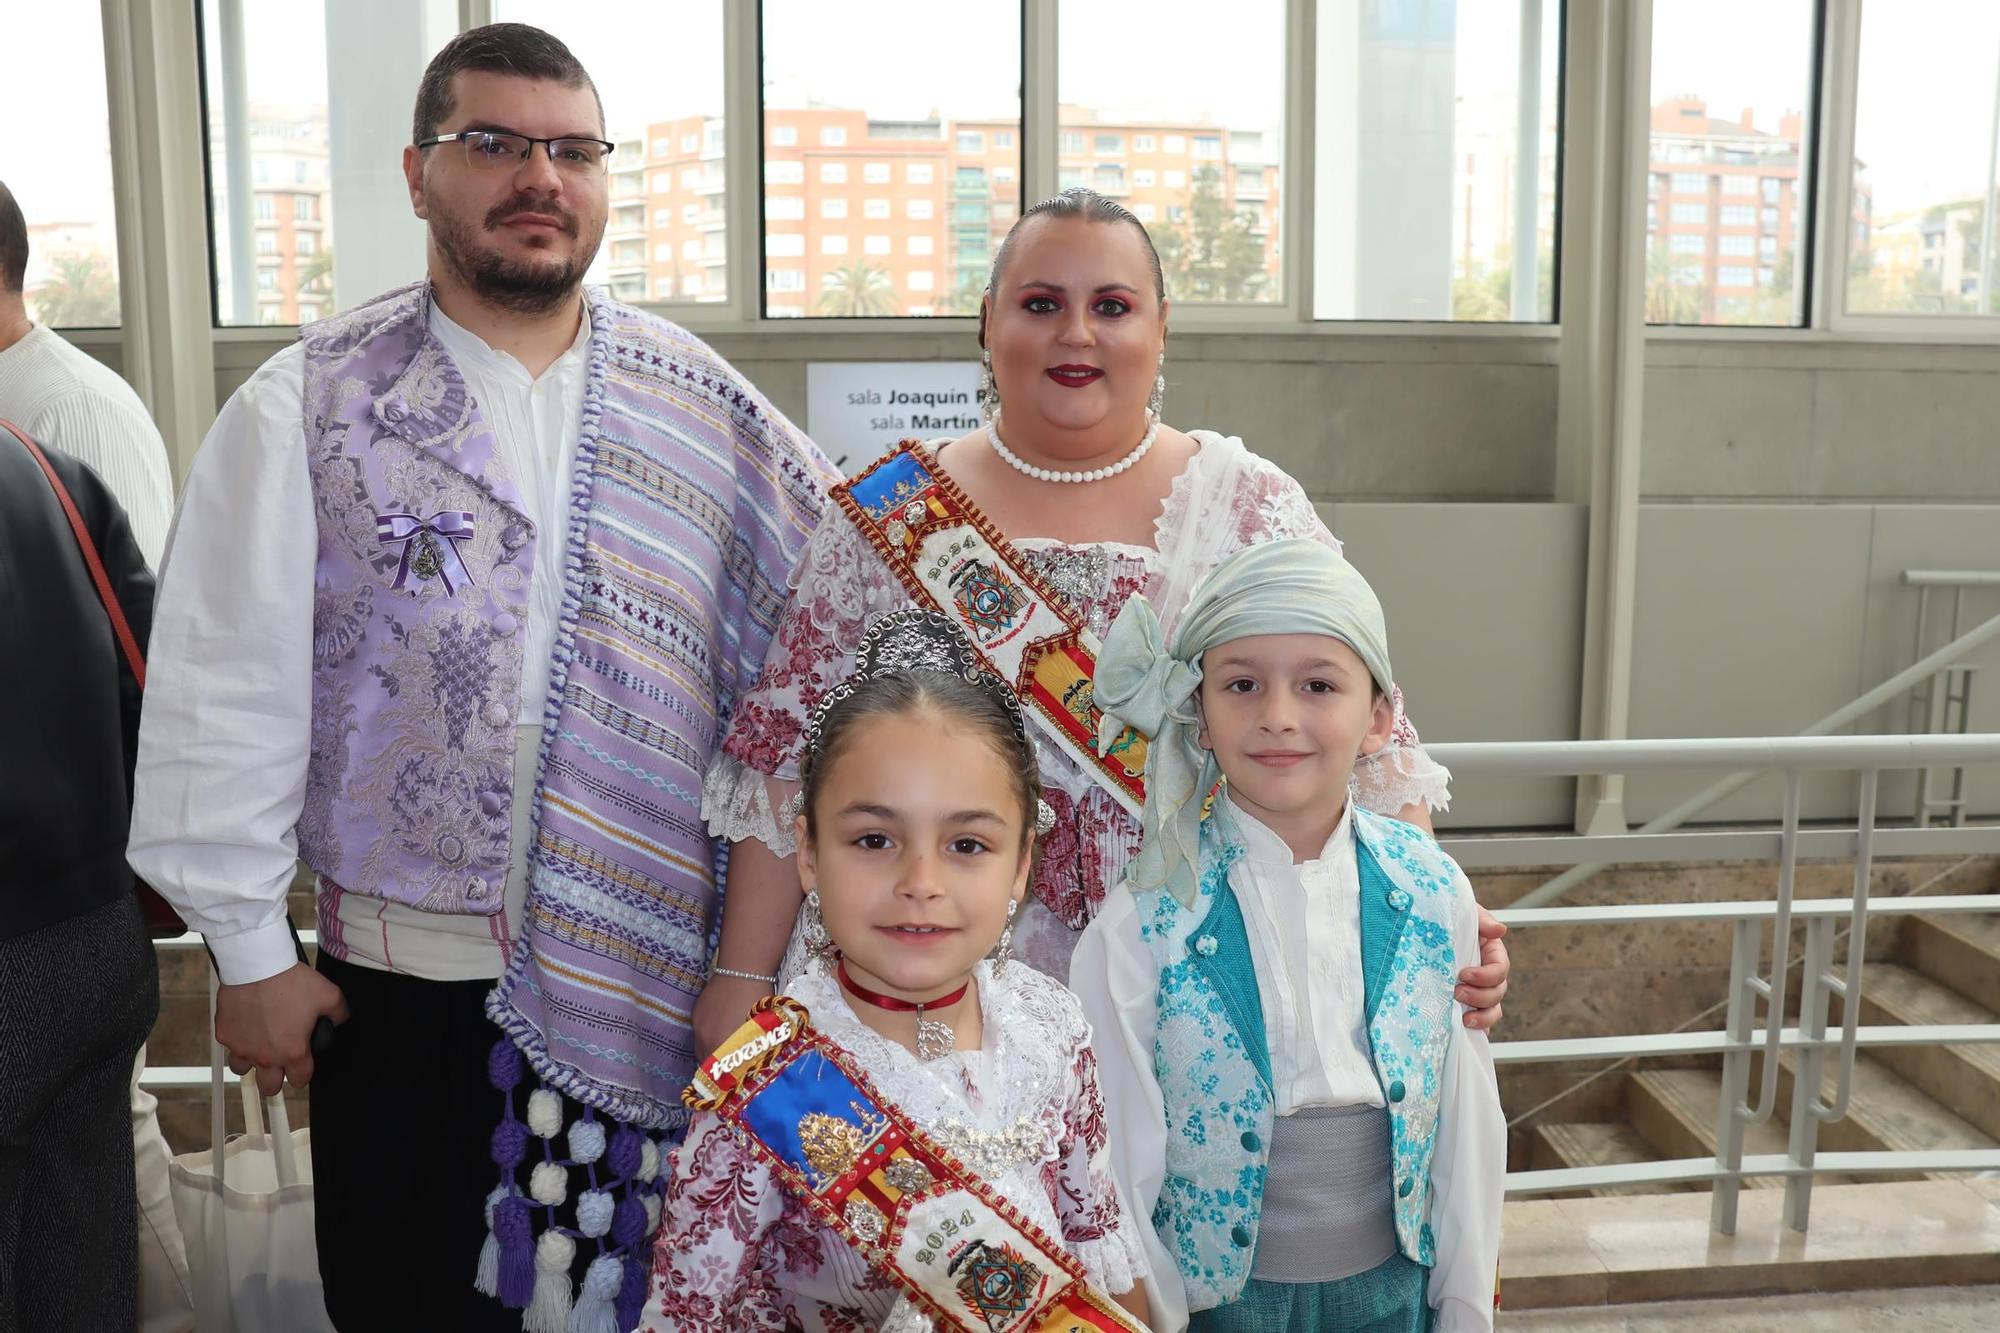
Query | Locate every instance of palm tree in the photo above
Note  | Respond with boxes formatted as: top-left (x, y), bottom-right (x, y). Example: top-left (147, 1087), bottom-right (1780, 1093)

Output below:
top-left (296, 245), bottom-right (334, 303)
top-left (815, 261), bottom-right (899, 317)
top-left (29, 253), bottom-right (120, 328)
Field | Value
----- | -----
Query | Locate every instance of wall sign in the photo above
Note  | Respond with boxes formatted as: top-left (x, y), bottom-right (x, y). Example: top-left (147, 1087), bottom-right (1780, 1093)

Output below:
top-left (805, 361), bottom-right (982, 476)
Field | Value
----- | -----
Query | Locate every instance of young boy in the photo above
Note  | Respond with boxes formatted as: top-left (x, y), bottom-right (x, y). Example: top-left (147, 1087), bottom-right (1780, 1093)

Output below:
top-left (1072, 538), bottom-right (1504, 1332)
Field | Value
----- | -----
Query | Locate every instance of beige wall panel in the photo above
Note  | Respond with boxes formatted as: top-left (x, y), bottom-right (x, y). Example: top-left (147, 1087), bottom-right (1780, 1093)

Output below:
top-left (1809, 369), bottom-right (2000, 500)
top-left (1639, 365), bottom-right (1816, 497)
top-left (1323, 501), bottom-right (1588, 829)
top-left (1626, 505), bottom-right (1875, 825)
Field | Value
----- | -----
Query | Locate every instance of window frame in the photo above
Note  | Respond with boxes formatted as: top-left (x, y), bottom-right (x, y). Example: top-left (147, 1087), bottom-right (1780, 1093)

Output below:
top-left (152, 0), bottom-right (2000, 345)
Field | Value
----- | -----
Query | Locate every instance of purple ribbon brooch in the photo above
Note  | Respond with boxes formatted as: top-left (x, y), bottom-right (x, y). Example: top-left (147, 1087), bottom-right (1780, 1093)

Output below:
top-left (375, 509), bottom-right (476, 595)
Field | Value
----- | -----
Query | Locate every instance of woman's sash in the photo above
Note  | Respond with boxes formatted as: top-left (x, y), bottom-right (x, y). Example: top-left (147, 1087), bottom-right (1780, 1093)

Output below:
top-left (831, 442), bottom-right (1149, 816)
top-left (687, 997), bottom-right (1148, 1332)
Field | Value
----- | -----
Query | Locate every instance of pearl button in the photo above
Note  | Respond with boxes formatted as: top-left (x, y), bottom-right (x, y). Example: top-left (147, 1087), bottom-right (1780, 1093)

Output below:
top-left (483, 701), bottom-right (511, 729)
top-left (480, 792), bottom-right (506, 817)
top-left (493, 613), bottom-right (519, 638)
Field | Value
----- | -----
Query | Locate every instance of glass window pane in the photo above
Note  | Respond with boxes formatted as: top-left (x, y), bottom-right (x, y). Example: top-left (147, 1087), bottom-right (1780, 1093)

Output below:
top-left (1647, 0), bottom-right (1816, 326)
top-left (1848, 2), bottom-right (2000, 316)
top-left (3, 2), bottom-right (120, 327)
top-left (762, 1), bottom-right (1018, 318)
top-left (202, 0), bottom-right (456, 326)
top-left (1313, 1), bottom-right (1561, 321)
top-left (1064, 0), bottom-right (1285, 306)
top-left (497, 1), bottom-right (727, 309)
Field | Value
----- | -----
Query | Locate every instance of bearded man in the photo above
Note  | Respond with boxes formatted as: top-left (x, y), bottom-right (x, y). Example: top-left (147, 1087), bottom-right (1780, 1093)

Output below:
top-left (129, 24), bottom-right (834, 1330)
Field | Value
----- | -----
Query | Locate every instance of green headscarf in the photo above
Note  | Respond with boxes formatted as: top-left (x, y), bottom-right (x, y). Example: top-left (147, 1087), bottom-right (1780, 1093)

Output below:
top-left (1094, 537), bottom-right (1394, 907)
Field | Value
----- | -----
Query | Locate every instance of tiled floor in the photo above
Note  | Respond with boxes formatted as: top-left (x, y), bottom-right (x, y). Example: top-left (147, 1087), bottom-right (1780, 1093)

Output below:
top-left (1498, 1283), bottom-right (2000, 1330)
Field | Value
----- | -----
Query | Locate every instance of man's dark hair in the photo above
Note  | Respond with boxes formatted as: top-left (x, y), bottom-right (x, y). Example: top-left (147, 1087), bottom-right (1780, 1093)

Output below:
top-left (0, 181), bottom-right (27, 295)
top-left (411, 23), bottom-right (603, 146)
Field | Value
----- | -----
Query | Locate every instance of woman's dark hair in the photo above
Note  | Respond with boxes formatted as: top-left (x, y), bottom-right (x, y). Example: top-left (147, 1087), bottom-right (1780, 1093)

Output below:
top-left (798, 672), bottom-right (1044, 851)
top-left (986, 187), bottom-right (1167, 306)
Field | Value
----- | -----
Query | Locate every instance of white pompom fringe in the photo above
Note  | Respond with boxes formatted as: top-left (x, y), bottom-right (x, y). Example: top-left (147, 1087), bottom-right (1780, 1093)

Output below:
top-left (523, 1232), bottom-right (575, 1333)
top-left (474, 1184), bottom-right (507, 1298)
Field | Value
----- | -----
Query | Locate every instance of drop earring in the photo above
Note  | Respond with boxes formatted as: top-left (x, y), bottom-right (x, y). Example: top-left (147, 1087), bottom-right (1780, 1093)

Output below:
top-left (1148, 349), bottom-right (1166, 418)
top-left (991, 899), bottom-right (1018, 971)
top-left (979, 348), bottom-right (1000, 423)
top-left (802, 887), bottom-right (834, 968)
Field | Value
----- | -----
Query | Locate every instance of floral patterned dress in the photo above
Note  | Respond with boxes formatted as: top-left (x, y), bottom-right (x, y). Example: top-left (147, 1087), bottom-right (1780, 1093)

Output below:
top-left (642, 962), bottom-right (1144, 1331)
top-left (702, 432), bottom-right (1452, 984)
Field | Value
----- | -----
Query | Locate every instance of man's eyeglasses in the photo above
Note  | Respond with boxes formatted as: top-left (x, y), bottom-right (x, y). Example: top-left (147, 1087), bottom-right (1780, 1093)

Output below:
top-left (418, 131), bottom-right (614, 175)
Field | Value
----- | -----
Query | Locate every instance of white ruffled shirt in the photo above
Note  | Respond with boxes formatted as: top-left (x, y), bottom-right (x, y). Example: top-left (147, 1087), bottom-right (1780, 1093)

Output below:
top-left (643, 961), bottom-right (1146, 1331)
top-left (1072, 795), bottom-right (1504, 1333)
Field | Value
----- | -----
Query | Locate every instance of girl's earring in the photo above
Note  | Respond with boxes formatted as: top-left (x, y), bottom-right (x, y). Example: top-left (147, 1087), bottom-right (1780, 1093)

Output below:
top-left (992, 899), bottom-right (1018, 971)
top-left (979, 348), bottom-right (1000, 424)
top-left (802, 888), bottom-right (834, 968)
top-left (1148, 350), bottom-right (1166, 419)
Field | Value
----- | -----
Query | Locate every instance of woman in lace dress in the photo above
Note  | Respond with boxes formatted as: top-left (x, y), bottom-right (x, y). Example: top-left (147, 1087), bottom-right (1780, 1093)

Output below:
top-left (692, 188), bottom-right (1510, 1051)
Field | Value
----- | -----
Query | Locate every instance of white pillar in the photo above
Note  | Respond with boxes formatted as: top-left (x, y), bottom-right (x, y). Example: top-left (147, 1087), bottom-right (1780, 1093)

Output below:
top-left (323, 0), bottom-right (455, 308)
top-left (1311, 0), bottom-right (1457, 319)
top-left (1555, 0), bottom-right (1653, 835)
top-left (101, 0), bottom-right (216, 484)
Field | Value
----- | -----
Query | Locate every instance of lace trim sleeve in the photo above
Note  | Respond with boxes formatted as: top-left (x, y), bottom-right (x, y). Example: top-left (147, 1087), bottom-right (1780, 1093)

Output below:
top-left (700, 752), bottom-right (800, 855)
top-left (1354, 744), bottom-right (1454, 815)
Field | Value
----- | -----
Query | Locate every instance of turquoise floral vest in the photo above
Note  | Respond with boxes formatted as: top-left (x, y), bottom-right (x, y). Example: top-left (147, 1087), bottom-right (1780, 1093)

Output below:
top-left (1141, 806), bottom-right (1465, 1312)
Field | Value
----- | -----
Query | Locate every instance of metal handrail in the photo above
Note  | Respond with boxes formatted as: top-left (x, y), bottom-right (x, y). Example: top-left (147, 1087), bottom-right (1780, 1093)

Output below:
top-left (1445, 732), bottom-right (2000, 1234)
top-left (1437, 603), bottom-right (2000, 909)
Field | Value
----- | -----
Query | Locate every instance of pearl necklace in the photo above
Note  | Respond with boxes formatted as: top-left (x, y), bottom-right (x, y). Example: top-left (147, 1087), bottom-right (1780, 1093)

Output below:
top-left (985, 409), bottom-right (1159, 484)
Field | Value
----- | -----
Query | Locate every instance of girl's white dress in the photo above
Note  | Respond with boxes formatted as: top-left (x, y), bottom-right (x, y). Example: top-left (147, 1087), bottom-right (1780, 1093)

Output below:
top-left (642, 961), bottom-right (1147, 1331)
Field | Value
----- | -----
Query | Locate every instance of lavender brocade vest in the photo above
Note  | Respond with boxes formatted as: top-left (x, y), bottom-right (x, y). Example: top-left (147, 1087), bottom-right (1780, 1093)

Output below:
top-left (299, 282), bottom-right (834, 1125)
top-left (299, 285), bottom-right (531, 911)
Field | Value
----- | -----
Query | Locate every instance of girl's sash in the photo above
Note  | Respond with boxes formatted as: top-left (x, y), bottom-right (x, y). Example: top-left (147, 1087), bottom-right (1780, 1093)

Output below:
top-left (831, 442), bottom-right (1149, 816)
top-left (687, 997), bottom-right (1147, 1332)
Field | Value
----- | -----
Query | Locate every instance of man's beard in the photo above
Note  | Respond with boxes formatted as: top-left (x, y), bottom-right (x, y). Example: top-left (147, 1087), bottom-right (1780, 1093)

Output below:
top-left (430, 190), bottom-right (601, 316)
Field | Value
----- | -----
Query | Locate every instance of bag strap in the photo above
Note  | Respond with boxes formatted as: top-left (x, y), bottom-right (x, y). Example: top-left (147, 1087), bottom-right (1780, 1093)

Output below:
top-left (2, 417), bottom-right (147, 689)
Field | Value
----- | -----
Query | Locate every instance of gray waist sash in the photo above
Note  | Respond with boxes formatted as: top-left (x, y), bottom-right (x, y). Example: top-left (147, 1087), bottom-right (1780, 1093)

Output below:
top-left (1252, 1102), bottom-right (1399, 1284)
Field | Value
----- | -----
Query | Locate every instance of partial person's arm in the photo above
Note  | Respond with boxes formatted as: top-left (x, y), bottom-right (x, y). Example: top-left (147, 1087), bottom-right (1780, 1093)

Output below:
top-left (126, 346), bottom-right (344, 1093)
top-left (640, 1113), bottom-right (789, 1331)
top-left (30, 391), bottom-right (176, 570)
top-left (1425, 877), bottom-right (1508, 1333)
top-left (1071, 895), bottom-right (1187, 1332)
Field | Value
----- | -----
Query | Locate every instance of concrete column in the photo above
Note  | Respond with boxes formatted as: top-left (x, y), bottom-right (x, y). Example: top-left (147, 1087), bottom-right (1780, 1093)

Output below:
top-left (1555, 0), bottom-right (1653, 835)
top-left (324, 0), bottom-right (454, 308)
top-left (101, 0), bottom-right (216, 484)
top-left (1312, 0), bottom-right (1457, 319)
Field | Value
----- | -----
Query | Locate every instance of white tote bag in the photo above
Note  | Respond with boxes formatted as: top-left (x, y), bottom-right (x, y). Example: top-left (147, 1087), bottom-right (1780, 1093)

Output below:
top-left (167, 973), bottom-right (335, 1333)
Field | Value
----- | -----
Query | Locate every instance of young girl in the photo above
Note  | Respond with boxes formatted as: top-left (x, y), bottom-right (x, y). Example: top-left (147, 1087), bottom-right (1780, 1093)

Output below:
top-left (1072, 539), bottom-right (1504, 1333)
top-left (644, 610), bottom-right (1152, 1332)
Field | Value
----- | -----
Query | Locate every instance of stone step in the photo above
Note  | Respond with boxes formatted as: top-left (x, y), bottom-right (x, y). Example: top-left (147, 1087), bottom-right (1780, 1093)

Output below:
top-left (1773, 1050), bottom-right (1998, 1176)
top-left (1837, 962), bottom-right (2000, 1143)
top-left (1627, 1069), bottom-right (1807, 1187)
top-left (1528, 1121), bottom-right (1702, 1198)
top-left (1901, 911), bottom-right (2000, 1016)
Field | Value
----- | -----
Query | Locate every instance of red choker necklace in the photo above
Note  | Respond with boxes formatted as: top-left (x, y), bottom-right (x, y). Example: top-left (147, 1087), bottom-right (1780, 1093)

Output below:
top-left (836, 960), bottom-right (971, 1061)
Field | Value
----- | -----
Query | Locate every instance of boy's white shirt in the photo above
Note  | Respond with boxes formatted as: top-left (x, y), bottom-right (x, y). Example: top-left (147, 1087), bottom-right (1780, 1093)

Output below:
top-left (1073, 793), bottom-right (1504, 1333)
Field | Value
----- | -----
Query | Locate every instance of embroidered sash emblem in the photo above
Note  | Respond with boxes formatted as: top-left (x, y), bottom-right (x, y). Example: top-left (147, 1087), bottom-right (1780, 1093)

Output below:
top-left (834, 443), bottom-right (1151, 817)
top-left (688, 997), bottom-right (1147, 1331)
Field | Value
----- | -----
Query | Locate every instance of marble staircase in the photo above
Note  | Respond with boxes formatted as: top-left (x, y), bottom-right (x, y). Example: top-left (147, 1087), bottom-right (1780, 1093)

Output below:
top-left (1524, 860), bottom-right (2000, 1197)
